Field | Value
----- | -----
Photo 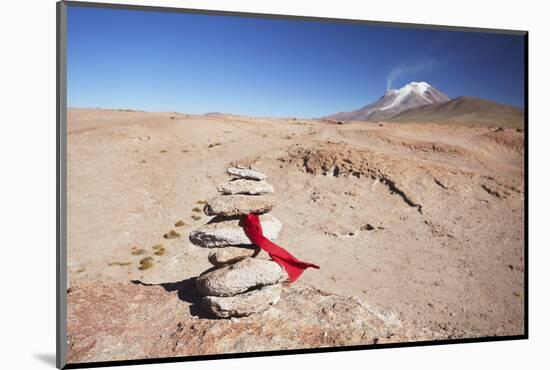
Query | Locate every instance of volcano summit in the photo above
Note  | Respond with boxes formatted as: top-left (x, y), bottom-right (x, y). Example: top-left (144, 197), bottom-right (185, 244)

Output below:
top-left (325, 81), bottom-right (450, 122)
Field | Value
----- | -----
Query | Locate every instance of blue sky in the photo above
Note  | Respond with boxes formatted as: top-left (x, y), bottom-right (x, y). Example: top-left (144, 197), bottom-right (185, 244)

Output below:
top-left (67, 6), bottom-right (525, 118)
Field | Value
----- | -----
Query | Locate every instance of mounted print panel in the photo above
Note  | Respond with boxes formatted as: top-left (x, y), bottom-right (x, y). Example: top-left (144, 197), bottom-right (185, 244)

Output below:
top-left (57, 1), bottom-right (527, 368)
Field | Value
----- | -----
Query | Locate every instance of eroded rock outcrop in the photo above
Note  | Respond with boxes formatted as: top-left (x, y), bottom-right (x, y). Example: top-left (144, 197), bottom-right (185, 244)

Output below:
top-left (66, 281), bottom-right (437, 364)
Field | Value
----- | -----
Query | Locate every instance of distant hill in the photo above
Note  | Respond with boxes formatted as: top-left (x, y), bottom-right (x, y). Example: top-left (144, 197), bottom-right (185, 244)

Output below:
top-left (388, 96), bottom-right (524, 128)
top-left (324, 81), bottom-right (450, 122)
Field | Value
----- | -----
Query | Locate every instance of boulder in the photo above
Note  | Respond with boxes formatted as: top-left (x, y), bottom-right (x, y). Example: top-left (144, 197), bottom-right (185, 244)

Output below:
top-left (189, 214), bottom-right (282, 248)
top-left (227, 167), bottom-right (267, 180)
top-left (208, 247), bottom-right (259, 266)
top-left (196, 258), bottom-right (287, 297)
top-left (203, 194), bottom-right (275, 216)
top-left (217, 179), bottom-right (274, 195)
top-left (66, 281), bottom-right (435, 363)
top-left (202, 284), bottom-right (282, 318)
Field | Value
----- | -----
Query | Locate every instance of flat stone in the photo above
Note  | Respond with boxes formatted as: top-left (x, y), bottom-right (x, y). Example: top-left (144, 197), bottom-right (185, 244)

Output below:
top-left (227, 167), bottom-right (267, 180)
top-left (208, 247), bottom-right (259, 266)
top-left (204, 194), bottom-right (275, 216)
top-left (196, 258), bottom-right (287, 297)
top-left (189, 214), bottom-right (282, 248)
top-left (217, 179), bottom-right (274, 195)
top-left (202, 284), bottom-right (282, 318)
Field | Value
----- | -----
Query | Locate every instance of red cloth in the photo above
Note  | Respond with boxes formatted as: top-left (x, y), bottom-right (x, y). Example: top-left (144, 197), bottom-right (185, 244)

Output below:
top-left (242, 213), bottom-right (319, 282)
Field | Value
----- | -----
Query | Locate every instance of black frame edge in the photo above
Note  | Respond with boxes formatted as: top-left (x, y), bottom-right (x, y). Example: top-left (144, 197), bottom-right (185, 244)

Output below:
top-left (64, 335), bottom-right (528, 369)
top-left (523, 32), bottom-right (529, 339)
top-left (57, 1), bottom-right (68, 369)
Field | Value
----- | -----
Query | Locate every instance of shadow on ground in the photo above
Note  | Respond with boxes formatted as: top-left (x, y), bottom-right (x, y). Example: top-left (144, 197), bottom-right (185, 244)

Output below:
top-left (131, 277), bottom-right (220, 319)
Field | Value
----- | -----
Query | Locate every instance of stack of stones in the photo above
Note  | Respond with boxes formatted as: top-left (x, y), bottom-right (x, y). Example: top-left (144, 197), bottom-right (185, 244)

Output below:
top-left (189, 166), bottom-right (288, 318)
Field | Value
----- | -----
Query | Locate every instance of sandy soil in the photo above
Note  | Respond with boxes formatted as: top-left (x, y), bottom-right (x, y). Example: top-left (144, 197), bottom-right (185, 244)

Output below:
top-left (67, 108), bottom-right (525, 339)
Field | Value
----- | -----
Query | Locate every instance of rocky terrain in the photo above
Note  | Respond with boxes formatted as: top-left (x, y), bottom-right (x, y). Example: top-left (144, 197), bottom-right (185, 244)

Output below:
top-left (66, 108), bottom-right (525, 363)
top-left (66, 281), bottom-right (452, 364)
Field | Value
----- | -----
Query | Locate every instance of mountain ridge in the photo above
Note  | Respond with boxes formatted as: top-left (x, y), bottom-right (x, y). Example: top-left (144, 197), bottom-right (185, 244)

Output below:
top-left (324, 82), bottom-right (524, 127)
top-left (388, 96), bottom-right (524, 128)
top-left (325, 81), bottom-right (450, 122)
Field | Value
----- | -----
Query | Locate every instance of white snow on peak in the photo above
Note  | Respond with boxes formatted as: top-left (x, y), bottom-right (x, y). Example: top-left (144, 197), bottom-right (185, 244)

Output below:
top-left (408, 81), bottom-right (430, 94)
top-left (380, 81), bottom-right (433, 111)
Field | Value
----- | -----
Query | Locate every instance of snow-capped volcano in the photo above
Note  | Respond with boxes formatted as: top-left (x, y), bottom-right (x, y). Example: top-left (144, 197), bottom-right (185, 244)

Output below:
top-left (325, 82), bottom-right (450, 122)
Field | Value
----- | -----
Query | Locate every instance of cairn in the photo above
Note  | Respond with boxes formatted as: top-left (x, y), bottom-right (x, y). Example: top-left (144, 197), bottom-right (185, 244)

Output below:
top-left (189, 166), bottom-right (287, 318)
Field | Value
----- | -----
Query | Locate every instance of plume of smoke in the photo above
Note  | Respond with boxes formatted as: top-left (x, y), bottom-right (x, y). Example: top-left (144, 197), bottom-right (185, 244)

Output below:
top-left (386, 58), bottom-right (436, 91)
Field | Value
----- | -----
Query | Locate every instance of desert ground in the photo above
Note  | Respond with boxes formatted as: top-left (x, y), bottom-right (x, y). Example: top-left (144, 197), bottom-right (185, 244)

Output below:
top-left (66, 108), bottom-right (525, 360)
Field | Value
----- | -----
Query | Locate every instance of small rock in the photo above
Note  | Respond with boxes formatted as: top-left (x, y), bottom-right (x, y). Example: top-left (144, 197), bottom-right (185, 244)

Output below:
top-left (217, 179), bottom-right (274, 195)
top-left (131, 248), bottom-right (146, 256)
top-left (138, 257), bottom-right (154, 270)
top-left (164, 230), bottom-right (181, 239)
top-left (227, 167), bottom-right (267, 180)
top-left (202, 284), bottom-right (282, 318)
top-left (208, 247), bottom-right (259, 266)
top-left (189, 214), bottom-right (282, 248)
top-left (152, 244), bottom-right (165, 256)
top-left (204, 195), bottom-right (275, 216)
top-left (196, 258), bottom-right (287, 297)
top-left (360, 224), bottom-right (375, 231)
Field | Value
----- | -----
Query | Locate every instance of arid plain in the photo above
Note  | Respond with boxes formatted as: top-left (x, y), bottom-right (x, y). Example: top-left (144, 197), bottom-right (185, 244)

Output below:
top-left (66, 108), bottom-right (525, 360)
